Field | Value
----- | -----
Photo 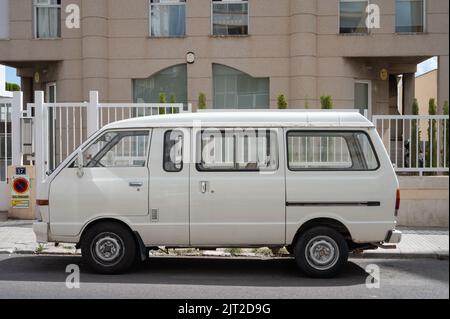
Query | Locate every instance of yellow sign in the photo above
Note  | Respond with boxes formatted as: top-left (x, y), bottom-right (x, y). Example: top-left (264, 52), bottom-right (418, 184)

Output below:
top-left (34, 71), bottom-right (40, 84)
top-left (11, 200), bottom-right (30, 209)
top-left (380, 68), bottom-right (388, 81)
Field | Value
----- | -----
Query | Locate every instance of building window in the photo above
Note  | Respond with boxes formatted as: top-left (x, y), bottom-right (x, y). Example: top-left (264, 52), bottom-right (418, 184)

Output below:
top-left (396, 0), bottom-right (425, 32)
top-left (150, 0), bottom-right (186, 37)
top-left (34, 0), bottom-right (61, 38)
top-left (287, 131), bottom-right (379, 171)
top-left (339, 0), bottom-right (369, 34)
top-left (133, 64), bottom-right (187, 104)
top-left (354, 80), bottom-right (371, 116)
top-left (213, 64), bottom-right (269, 109)
top-left (197, 129), bottom-right (278, 172)
top-left (212, 0), bottom-right (248, 36)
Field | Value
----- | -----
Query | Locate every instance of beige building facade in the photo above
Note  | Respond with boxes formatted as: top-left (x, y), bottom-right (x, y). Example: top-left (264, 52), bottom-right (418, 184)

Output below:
top-left (415, 69), bottom-right (437, 114)
top-left (0, 0), bottom-right (448, 113)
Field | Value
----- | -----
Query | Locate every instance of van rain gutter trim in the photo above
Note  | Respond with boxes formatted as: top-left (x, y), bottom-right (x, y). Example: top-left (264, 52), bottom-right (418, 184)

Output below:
top-left (286, 201), bottom-right (381, 207)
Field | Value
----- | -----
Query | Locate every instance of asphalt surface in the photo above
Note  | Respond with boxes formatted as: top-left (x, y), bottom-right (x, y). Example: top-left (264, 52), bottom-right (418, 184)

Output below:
top-left (0, 255), bottom-right (448, 299)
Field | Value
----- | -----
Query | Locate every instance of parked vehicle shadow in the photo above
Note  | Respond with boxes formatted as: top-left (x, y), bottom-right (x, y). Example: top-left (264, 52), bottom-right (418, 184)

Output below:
top-left (0, 255), bottom-right (370, 287)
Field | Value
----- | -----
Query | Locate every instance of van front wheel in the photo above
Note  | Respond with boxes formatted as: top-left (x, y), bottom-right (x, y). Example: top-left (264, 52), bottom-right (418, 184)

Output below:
top-left (294, 226), bottom-right (348, 278)
top-left (81, 222), bottom-right (136, 274)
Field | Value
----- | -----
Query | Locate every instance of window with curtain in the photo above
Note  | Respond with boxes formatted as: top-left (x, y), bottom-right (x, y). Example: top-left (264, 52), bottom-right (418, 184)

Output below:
top-left (339, 0), bottom-right (369, 34)
top-left (396, 0), bottom-right (425, 32)
top-left (133, 64), bottom-right (187, 104)
top-left (34, 0), bottom-right (61, 38)
top-left (213, 64), bottom-right (269, 109)
top-left (212, 0), bottom-right (248, 35)
top-left (150, 0), bottom-right (186, 37)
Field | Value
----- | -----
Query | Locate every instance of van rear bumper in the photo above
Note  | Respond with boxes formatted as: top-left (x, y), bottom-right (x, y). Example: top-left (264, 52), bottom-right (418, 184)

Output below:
top-left (33, 222), bottom-right (49, 243)
top-left (385, 229), bottom-right (402, 244)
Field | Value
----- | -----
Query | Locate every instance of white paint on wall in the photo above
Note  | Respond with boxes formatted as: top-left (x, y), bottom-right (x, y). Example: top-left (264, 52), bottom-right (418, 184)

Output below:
top-left (0, 0), bottom-right (9, 39)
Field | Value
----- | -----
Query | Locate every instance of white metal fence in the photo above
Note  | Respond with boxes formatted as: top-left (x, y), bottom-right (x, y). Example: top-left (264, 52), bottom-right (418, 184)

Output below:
top-left (372, 115), bottom-right (449, 175)
top-left (10, 91), bottom-right (192, 193)
top-left (0, 99), bottom-right (11, 182)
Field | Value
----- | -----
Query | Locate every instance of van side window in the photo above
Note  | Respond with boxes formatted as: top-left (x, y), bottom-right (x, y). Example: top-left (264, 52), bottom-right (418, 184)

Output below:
top-left (164, 130), bottom-right (183, 172)
top-left (197, 129), bottom-right (278, 171)
top-left (287, 131), bottom-right (379, 171)
top-left (83, 130), bottom-right (150, 168)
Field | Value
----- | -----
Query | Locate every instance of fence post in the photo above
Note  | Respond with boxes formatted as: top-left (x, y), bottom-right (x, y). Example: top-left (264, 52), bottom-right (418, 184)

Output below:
top-left (11, 91), bottom-right (23, 166)
top-left (87, 91), bottom-right (99, 136)
top-left (34, 91), bottom-right (47, 194)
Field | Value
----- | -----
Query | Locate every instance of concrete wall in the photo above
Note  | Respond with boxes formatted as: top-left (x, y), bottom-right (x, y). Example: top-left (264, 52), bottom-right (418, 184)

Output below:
top-left (0, 0), bottom-right (9, 39)
top-left (398, 176), bottom-right (449, 227)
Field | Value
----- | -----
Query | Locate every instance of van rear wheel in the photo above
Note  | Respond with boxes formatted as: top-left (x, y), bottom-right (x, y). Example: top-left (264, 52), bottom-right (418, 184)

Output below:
top-left (81, 222), bottom-right (136, 274)
top-left (294, 226), bottom-right (348, 278)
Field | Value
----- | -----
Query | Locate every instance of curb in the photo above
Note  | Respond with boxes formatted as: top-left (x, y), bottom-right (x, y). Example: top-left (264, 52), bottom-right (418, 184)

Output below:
top-left (350, 252), bottom-right (449, 260)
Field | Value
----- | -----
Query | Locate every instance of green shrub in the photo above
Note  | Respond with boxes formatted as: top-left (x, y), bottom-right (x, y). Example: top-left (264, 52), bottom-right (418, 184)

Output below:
top-left (159, 93), bottom-right (166, 114)
top-left (198, 92), bottom-right (207, 110)
top-left (304, 96), bottom-right (310, 109)
top-left (410, 98), bottom-right (420, 168)
top-left (426, 98), bottom-right (437, 168)
top-left (320, 95), bottom-right (333, 109)
top-left (277, 94), bottom-right (287, 109)
top-left (443, 101), bottom-right (449, 169)
top-left (169, 93), bottom-right (178, 113)
top-left (5, 82), bottom-right (20, 92)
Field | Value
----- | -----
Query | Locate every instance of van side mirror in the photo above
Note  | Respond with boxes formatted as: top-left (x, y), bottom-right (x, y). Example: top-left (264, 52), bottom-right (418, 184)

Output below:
top-left (76, 150), bottom-right (84, 178)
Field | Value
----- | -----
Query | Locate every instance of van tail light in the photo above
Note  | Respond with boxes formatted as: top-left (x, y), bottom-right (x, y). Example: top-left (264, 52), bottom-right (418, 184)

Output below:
top-left (36, 199), bottom-right (49, 206)
top-left (395, 189), bottom-right (400, 216)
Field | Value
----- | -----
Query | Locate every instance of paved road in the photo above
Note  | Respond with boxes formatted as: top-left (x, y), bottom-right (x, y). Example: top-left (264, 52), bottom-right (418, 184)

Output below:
top-left (0, 255), bottom-right (448, 299)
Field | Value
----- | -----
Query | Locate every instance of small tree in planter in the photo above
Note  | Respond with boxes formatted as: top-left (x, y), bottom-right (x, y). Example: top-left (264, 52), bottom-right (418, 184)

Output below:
top-left (444, 101), bottom-right (449, 170)
top-left (320, 95), bottom-right (333, 109)
top-left (277, 94), bottom-right (288, 109)
top-left (159, 93), bottom-right (166, 114)
top-left (198, 92), bottom-right (207, 110)
top-left (169, 93), bottom-right (177, 113)
top-left (410, 98), bottom-right (420, 168)
top-left (426, 98), bottom-right (438, 169)
top-left (304, 96), bottom-right (310, 109)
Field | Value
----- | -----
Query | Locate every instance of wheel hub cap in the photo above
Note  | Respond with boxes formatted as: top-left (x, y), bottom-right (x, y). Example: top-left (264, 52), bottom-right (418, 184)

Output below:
top-left (305, 235), bottom-right (340, 271)
top-left (94, 235), bottom-right (121, 262)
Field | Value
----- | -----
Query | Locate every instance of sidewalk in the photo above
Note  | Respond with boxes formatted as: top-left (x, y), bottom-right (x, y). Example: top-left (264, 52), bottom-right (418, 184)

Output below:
top-left (0, 221), bottom-right (448, 259)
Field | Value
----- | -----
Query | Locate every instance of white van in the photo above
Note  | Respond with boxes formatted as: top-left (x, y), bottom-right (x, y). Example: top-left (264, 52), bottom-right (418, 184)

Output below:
top-left (33, 111), bottom-right (401, 278)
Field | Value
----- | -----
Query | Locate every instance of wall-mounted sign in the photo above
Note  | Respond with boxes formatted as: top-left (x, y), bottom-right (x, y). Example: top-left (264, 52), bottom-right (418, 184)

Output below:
top-left (11, 175), bottom-right (31, 209)
top-left (16, 167), bottom-right (27, 175)
top-left (380, 68), bottom-right (388, 81)
top-left (34, 71), bottom-right (40, 84)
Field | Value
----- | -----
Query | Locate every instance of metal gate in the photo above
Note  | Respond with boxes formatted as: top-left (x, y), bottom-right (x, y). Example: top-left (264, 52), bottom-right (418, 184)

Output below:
top-left (0, 98), bottom-right (12, 211)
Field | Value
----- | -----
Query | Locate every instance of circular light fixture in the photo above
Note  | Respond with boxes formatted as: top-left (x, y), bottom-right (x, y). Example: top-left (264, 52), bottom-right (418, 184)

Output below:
top-left (186, 52), bottom-right (195, 64)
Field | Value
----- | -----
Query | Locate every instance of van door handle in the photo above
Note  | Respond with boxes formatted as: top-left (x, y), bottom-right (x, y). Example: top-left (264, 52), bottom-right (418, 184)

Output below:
top-left (129, 181), bottom-right (143, 187)
top-left (200, 181), bottom-right (208, 194)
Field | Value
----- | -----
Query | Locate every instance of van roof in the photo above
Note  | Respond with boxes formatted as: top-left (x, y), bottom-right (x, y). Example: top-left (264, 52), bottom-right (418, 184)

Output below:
top-left (104, 111), bottom-right (374, 129)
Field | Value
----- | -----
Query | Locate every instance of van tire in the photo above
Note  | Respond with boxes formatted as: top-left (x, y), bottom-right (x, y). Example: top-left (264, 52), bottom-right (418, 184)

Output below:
top-left (294, 226), bottom-right (348, 278)
top-left (81, 222), bottom-right (137, 274)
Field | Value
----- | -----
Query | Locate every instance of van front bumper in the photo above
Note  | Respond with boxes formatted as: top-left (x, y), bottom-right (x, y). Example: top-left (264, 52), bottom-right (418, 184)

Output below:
top-left (385, 229), bottom-right (402, 244)
top-left (33, 222), bottom-right (49, 243)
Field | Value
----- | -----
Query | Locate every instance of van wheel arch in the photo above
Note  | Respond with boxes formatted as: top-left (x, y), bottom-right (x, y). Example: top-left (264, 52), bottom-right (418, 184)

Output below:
top-left (77, 218), bottom-right (146, 261)
top-left (291, 218), bottom-right (352, 248)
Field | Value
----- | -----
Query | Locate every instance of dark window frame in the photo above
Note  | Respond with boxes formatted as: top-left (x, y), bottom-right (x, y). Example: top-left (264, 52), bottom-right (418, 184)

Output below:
top-left (163, 129), bottom-right (184, 172)
top-left (211, 0), bottom-right (249, 36)
top-left (286, 130), bottom-right (380, 172)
